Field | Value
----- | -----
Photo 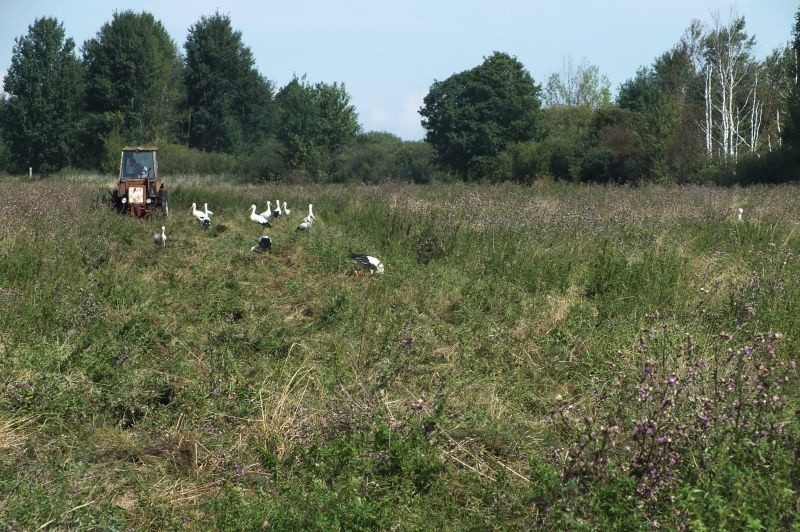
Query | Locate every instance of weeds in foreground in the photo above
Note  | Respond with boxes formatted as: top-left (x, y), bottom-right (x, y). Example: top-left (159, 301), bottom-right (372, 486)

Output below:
top-left (549, 314), bottom-right (798, 528)
top-left (0, 179), bottom-right (798, 528)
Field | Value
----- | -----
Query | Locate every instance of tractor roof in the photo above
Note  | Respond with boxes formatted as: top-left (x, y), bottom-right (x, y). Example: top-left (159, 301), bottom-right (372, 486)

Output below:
top-left (122, 145), bottom-right (159, 152)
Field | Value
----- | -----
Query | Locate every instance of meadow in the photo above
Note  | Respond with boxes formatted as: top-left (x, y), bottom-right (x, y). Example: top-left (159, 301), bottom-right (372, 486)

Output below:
top-left (0, 177), bottom-right (798, 529)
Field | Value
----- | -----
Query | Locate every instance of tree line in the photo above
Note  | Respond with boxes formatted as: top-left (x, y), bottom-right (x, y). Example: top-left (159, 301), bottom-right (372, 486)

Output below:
top-left (1, 8), bottom-right (799, 185)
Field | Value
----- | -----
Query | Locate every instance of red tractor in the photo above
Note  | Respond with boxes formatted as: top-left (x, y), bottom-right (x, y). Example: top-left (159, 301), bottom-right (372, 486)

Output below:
top-left (110, 146), bottom-right (168, 217)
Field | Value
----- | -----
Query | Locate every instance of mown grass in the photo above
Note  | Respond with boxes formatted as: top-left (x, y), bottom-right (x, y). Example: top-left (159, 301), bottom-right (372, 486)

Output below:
top-left (0, 178), bottom-right (798, 529)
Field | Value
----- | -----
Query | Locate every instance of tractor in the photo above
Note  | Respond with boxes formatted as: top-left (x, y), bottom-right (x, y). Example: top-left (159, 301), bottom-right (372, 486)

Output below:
top-left (110, 146), bottom-right (168, 217)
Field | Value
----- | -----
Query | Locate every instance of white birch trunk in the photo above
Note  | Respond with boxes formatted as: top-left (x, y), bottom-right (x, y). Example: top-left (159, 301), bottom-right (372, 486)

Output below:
top-left (704, 68), bottom-right (714, 157)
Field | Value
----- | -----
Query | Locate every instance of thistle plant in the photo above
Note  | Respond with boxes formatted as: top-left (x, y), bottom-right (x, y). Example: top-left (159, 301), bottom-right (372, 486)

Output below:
top-left (549, 313), bottom-right (797, 511)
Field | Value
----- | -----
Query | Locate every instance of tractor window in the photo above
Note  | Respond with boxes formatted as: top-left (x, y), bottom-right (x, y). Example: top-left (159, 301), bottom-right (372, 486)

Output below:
top-left (122, 152), bottom-right (155, 179)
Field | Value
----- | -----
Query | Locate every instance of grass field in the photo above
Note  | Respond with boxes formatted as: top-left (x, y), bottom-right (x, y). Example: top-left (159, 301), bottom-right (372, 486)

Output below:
top-left (0, 177), bottom-right (798, 529)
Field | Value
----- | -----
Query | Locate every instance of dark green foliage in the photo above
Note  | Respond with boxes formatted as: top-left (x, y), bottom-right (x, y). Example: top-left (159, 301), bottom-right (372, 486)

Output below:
top-left (541, 106), bottom-right (595, 179)
top-left (275, 78), bottom-right (322, 171)
top-left (616, 23), bottom-right (714, 182)
top-left (157, 142), bottom-right (240, 176)
top-left (184, 12), bottom-right (275, 154)
top-left (580, 108), bottom-right (646, 182)
top-left (0, 116), bottom-right (9, 171)
top-left (314, 81), bottom-right (361, 153)
top-left (782, 6), bottom-right (800, 154)
top-left (236, 137), bottom-right (289, 181)
top-left (83, 10), bottom-right (184, 157)
top-left (490, 140), bottom-right (554, 184)
top-left (0, 17), bottom-right (84, 172)
top-left (420, 51), bottom-right (544, 178)
top-left (275, 77), bottom-right (360, 176)
top-left (331, 132), bottom-right (435, 183)
top-left (731, 149), bottom-right (800, 184)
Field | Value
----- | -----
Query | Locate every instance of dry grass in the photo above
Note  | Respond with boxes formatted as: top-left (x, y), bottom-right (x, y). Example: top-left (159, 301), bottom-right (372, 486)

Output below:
top-left (0, 414), bottom-right (33, 454)
top-left (153, 478), bottom-right (225, 508)
top-left (244, 353), bottom-right (322, 459)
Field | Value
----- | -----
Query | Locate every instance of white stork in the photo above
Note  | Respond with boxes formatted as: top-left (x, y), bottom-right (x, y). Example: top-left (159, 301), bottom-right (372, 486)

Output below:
top-left (249, 205), bottom-right (272, 227)
top-left (153, 226), bottom-right (167, 247)
top-left (303, 203), bottom-right (316, 224)
top-left (348, 253), bottom-right (384, 274)
top-left (258, 201), bottom-right (272, 220)
top-left (191, 203), bottom-right (211, 227)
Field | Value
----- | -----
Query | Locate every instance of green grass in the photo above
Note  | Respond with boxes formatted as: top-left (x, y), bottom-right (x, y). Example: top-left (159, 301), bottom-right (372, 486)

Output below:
top-left (0, 178), bottom-right (798, 528)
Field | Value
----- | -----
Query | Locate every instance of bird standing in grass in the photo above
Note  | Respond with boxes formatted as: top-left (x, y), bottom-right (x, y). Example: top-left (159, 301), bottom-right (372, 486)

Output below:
top-left (249, 205), bottom-right (272, 227)
top-left (191, 203), bottom-right (211, 227)
top-left (737, 207), bottom-right (744, 221)
top-left (258, 201), bottom-right (272, 220)
top-left (153, 226), bottom-right (167, 247)
top-left (348, 253), bottom-right (384, 275)
top-left (303, 203), bottom-right (316, 223)
top-left (204, 203), bottom-right (214, 219)
top-left (282, 201), bottom-right (291, 216)
top-left (297, 203), bottom-right (316, 231)
top-left (251, 235), bottom-right (272, 253)
top-left (272, 199), bottom-right (283, 219)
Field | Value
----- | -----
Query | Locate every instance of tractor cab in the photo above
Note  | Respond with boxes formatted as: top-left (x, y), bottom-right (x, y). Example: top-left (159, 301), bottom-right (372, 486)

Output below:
top-left (121, 149), bottom-right (155, 179)
top-left (111, 146), bottom-right (168, 217)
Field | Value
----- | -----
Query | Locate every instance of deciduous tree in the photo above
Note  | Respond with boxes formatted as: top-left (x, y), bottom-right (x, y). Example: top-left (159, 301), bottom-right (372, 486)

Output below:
top-left (184, 12), bottom-right (274, 154)
top-left (783, 5), bottom-right (800, 149)
top-left (83, 11), bottom-right (184, 149)
top-left (544, 56), bottom-right (611, 109)
top-left (702, 13), bottom-right (757, 161)
top-left (0, 17), bottom-right (84, 172)
top-left (420, 52), bottom-right (544, 178)
top-left (275, 76), bottom-right (360, 175)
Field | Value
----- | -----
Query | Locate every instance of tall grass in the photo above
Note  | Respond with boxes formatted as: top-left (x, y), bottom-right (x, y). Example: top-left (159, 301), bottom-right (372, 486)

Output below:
top-left (0, 178), bottom-right (797, 528)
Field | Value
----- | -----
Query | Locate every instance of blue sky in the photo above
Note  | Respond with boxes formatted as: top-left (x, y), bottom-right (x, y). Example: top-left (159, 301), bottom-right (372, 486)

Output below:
top-left (0, 0), bottom-right (795, 140)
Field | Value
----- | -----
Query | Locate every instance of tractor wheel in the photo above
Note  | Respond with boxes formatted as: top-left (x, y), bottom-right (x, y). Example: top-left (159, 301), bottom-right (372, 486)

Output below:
top-left (158, 190), bottom-right (169, 217)
top-left (109, 190), bottom-right (123, 212)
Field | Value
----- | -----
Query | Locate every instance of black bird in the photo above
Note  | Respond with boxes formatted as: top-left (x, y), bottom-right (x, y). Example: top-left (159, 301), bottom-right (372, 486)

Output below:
top-left (251, 235), bottom-right (272, 253)
top-left (348, 252), bottom-right (384, 274)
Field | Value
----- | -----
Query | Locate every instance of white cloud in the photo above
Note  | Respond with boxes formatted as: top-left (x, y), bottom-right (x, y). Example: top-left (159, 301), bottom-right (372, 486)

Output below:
top-left (360, 90), bottom-right (426, 141)
top-left (398, 90), bottom-right (426, 141)
top-left (364, 106), bottom-right (393, 131)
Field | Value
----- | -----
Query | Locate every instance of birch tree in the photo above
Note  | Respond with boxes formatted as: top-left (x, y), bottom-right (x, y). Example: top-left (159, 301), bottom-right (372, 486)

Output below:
top-left (701, 13), bottom-right (757, 161)
top-left (544, 55), bottom-right (611, 109)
